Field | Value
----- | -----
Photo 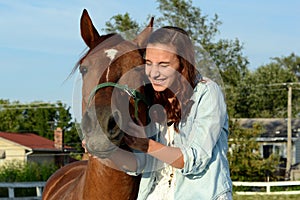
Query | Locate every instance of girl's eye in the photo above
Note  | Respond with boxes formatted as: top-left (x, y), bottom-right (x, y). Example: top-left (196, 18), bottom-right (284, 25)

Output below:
top-left (80, 66), bottom-right (88, 76)
top-left (145, 62), bottom-right (169, 68)
top-left (159, 64), bottom-right (169, 68)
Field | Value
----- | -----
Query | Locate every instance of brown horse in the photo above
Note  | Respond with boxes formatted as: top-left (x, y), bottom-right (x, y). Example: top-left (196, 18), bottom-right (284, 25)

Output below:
top-left (43, 9), bottom-right (153, 200)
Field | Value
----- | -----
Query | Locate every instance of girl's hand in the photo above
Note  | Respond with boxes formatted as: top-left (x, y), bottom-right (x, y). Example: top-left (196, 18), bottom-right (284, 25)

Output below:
top-left (123, 121), bottom-right (149, 153)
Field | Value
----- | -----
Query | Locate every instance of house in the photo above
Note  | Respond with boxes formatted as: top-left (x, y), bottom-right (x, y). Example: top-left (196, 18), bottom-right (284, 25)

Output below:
top-left (234, 118), bottom-right (300, 165)
top-left (0, 128), bottom-right (76, 166)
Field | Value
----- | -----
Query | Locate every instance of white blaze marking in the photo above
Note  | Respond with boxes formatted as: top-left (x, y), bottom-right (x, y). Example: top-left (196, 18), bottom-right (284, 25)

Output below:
top-left (105, 49), bottom-right (118, 61)
top-left (105, 49), bottom-right (118, 81)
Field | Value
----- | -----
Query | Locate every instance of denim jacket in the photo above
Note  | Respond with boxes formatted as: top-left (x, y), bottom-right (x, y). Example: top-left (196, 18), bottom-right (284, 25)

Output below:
top-left (135, 78), bottom-right (232, 200)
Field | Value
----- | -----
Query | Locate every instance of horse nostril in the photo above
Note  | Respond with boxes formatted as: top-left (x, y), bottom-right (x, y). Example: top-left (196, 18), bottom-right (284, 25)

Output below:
top-left (108, 111), bottom-right (120, 130)
top-left (108, 115), bottom-right (117, 131)
top-left (108, 111), bottom-right (122, 139)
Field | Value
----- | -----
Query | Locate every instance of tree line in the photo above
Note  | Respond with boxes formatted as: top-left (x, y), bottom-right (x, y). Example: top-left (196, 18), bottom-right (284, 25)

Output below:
top-left (0, 100), bottom-right (82, 153)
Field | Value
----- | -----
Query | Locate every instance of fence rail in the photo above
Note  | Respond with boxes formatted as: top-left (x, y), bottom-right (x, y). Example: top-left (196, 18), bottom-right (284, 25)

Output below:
top-left (1, 181), bottom-right (300, 198)
top-left (0, 182), bottom-right (46, 200)
top-left (233, 181), bottom-right (300, 195)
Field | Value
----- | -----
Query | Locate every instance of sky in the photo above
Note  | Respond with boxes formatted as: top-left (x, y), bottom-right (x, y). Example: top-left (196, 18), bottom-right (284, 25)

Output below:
top-left (0, 0), bottom-right (299, 118)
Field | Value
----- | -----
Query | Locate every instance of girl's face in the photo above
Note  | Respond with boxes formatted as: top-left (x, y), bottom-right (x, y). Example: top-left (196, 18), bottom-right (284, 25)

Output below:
top-left (145, 44), bottom-right (180, 92)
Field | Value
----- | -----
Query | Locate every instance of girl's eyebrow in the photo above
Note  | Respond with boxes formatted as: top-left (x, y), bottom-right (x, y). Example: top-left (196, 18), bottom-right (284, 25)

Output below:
top-left (145, 59), bottom-right (171, 65)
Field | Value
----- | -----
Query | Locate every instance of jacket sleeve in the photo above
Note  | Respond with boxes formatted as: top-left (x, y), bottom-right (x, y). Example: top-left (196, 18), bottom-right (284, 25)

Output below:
top-left (179, 81), bottom-right (228, 176)
top-left (127, 122), bottom-right (163, 175)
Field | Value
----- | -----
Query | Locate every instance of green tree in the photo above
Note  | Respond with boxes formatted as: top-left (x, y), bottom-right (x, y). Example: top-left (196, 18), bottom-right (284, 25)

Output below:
top-left (103, 13), bottom-right (140, 40)
top-left (0, 99), bottom-right (23, 132)
top-left (272, 53), bottom-right (300, 81)
top-left (0, 100), bottom-right (82, 152)
top-left (228, 121), bottom-right (282, 181)
top-left (237, 55), bottom-right (300, 118)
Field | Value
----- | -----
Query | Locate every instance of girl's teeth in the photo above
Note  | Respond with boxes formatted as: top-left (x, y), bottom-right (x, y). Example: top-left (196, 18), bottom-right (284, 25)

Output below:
top-left (153, 80), bottom-right (163, 84)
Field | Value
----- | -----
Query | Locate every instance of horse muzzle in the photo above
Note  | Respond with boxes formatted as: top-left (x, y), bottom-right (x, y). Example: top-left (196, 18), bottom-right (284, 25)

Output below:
top-left (81, 107), bottom-right (124, 158)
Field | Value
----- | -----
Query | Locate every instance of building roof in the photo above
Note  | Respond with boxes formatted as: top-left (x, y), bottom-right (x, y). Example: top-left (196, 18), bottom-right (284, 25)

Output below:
top-left (0, 132), bottom-right (60, 151)
top-left (234, 118), bottom-right (300, 138)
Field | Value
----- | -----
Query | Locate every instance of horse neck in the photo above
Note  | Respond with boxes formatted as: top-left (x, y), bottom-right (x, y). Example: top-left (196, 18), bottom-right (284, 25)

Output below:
top-left (85, 156), bottom-right (121, 178)
top-left (82, 156), bottom-right (140, 200)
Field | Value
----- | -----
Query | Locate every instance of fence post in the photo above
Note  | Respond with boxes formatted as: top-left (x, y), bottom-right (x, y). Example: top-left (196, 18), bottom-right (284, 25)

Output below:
top-left (8, 187), bottom-right (15, 198)
top-left (36, 186), bottom-right (43, 197)
top-left (266, 184), bottom-right (271, 193)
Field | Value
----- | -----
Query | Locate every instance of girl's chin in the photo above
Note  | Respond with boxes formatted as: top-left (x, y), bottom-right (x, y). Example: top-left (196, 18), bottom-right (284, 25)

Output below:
top-left (152, 84), bottom-right (167, 92)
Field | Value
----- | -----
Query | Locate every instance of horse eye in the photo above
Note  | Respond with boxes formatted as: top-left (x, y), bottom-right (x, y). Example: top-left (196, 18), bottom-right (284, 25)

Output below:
top-left (80, 66), bottom-right (88, 76)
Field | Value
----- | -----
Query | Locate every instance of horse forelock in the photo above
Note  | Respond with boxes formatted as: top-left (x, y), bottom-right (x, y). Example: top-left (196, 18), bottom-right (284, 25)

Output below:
top-left (70, 33), bottom-right (125, 76)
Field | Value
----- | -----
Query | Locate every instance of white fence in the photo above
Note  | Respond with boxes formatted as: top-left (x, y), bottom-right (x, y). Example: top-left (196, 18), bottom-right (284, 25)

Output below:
top-left (233, 181), bottom-right (300, 195)
top-left (0, 182), bottom-right (45, 200)
top-left (1, 181), bottom-right (300, 198)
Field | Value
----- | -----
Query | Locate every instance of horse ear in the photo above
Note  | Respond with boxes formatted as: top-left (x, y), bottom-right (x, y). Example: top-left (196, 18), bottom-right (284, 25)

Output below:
top-left (80, 9), bottom-right (101, 49)
top-left (133, 17), bottom-right (154, 48)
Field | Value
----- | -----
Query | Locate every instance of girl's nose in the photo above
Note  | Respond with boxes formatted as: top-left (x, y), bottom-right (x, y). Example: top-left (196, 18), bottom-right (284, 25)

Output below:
top-left (149, 65), bottom-right (160, 78)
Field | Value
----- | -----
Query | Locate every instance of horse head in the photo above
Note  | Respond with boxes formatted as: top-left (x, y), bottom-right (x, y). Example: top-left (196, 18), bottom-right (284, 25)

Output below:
top-left (78, 9), bottom-right (153, 159)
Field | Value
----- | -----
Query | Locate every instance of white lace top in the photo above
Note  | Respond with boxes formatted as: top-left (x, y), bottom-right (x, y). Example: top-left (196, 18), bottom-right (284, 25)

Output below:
top-left (146, 124), bottom-right (176, 200)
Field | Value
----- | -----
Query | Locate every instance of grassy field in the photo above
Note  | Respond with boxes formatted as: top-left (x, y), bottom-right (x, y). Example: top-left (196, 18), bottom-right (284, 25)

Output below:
top-left (233, 194), bottom-right (300, 200)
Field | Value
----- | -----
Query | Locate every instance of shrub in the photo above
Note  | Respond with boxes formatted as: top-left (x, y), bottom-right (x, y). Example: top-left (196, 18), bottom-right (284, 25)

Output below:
top-left (0, 160), bottom-right (58, 182)
top-left (0, 160), bottom-right (58, 197)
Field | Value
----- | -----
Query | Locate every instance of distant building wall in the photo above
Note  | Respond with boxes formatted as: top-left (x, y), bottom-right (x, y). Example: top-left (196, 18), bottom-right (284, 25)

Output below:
top-left (0, 138), bottom-right (26, 165)
top-left (27, 152), bottom-right (56, 164)
top-left (295, 140), bottom-right (300, 164)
